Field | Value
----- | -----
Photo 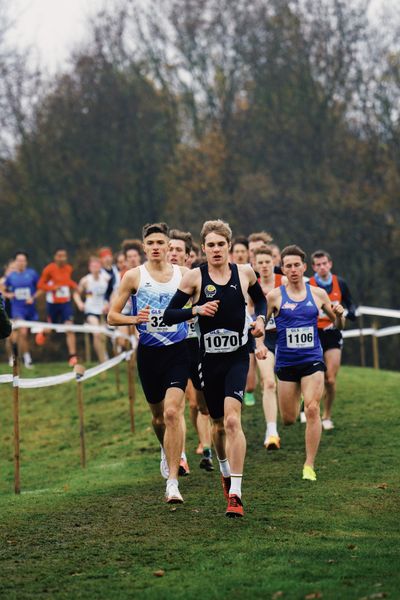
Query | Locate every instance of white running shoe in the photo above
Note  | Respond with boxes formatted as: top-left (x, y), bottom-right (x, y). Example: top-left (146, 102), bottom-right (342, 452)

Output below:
top-left (165, 480), bottom-right (183, 504)
top-left (300, 411), bottom-right (307, 424)
top-left (322, 418), bottom-right (335, 431)
top-left (160, 448), bottom-right (169, 479)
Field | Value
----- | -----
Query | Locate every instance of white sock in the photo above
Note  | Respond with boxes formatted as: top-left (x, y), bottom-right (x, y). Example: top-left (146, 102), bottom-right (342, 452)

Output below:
top-left (181, 451), bottom-right (187, 461)
top-left (229, 474), bottom-right (242, 498)
top-left (266, 422), bottom-right (278, 438)
top-left (167, 478), bottom-right (178, 487)
top-left (23, 352), bottom-right (31, 362)
top-left (218, 457), bottom-right (231, 478)
top-left (160, 446), bottom-right (166, 459)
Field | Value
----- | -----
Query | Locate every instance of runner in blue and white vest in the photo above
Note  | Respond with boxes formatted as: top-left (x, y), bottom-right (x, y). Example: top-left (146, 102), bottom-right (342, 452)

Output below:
top-left (107, 222), bottom-right (189, 505)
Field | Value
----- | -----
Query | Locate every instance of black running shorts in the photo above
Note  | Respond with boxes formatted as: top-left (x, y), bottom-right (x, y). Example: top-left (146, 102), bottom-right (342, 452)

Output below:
top-left (318, 329), bottom-right (343, 352)
top-left (264, 331), bottom-right (277, 353)
top-left (136, 341), bottom-right (189, 405)
top-left (276, 361), bottom-right (326, 383)
top-left (199, 346), bottom-right (249, 420)
top-left (186, 337), bottom-right (202, 391)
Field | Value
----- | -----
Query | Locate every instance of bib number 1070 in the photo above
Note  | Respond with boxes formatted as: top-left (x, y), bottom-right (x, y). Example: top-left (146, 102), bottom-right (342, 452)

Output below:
top-left (286, 327), bottom-right (314, 348)
top-left (204, 330), bottom-right (240, 353)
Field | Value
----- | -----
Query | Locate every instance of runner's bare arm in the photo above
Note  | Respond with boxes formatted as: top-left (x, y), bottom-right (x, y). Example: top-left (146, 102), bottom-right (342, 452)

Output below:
top-left (240, 264), bottom-right (266, 338)
top-left (107, 268), bottom-right (149, 326)
top-left (314, 287), bottom-right (345, 330)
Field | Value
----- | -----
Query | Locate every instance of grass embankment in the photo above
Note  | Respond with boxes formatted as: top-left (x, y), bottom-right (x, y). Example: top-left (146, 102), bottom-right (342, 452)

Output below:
top-left (0, 362), bottom-right (399, 599)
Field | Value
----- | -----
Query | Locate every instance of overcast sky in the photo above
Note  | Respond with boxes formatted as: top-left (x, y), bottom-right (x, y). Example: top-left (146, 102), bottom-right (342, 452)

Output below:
top-left (7, 0), bottom-right (398, 73)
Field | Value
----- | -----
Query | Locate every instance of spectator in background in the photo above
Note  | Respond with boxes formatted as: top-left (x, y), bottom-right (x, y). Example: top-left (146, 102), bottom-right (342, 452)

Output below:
top-left (0, 259), bottom-right (17, 365)
top-left (0, 292), bottom-right (12, 340)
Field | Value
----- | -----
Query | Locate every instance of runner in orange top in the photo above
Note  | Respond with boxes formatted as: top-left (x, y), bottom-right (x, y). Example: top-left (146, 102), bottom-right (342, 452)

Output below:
top-left (253, 246), bottom-right (282, 450)
top-left (309, 249), bottom-right (357, 430)
top-left (37, 248), bottom-right (82, 366)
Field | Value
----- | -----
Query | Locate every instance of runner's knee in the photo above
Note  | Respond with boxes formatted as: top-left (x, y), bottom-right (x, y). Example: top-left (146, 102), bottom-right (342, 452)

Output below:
top-left (264, 377), bottom-right (276, 393)
top-left (224, 413), bottom-right (241, 435)
top-left (152, 414), bottom-right (164, 428)
top-left (163, 405), bottom-right (180, 426)
top-left (305, 401), bottom-right (319, 421)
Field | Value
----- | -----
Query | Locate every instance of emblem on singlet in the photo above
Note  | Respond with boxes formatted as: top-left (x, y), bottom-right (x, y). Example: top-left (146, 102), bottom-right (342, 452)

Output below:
top-left (204, 284), bottom-right (217, 298)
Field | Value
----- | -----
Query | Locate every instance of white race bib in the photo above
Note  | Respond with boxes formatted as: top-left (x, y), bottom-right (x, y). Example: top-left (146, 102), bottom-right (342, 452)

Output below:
top-left (265, 314), bottom-right (276, 331)
top-left (187, 319), bottom-right (198, 339)
top-left (146, 309), bottom-right (177, 333)
top-left (14, 287), bottom-right (31, 301)
top-left (55, 286), bottom-right (71, 299)
top-left (204, 329), bottom-right (240, 353)
top-left (286, 327), bottom-right (314, 348)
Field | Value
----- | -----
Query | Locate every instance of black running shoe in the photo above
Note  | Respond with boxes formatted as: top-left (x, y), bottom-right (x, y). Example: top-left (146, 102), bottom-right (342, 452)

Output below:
top-left (199, 456), bottom-right (214, 471)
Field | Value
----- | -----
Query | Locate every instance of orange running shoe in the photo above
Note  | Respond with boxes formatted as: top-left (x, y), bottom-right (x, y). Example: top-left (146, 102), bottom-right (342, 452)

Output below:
top-left (178, 457), bottom-right (190, 476)
top-left (264, 435), bottom-right (281, 451)
top-left (35, 331), bottom-right (46, 346)
top-left (68, 355), bottom-right (78, 367)
top-left (226, 494), bottom-right (244, 518)
top-left (221, 475), bottom-right (231, 500)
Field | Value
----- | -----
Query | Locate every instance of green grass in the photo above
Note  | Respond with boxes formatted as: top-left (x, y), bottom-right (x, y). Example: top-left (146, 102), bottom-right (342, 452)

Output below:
top-left (0, 362), bottom-right (399, 599)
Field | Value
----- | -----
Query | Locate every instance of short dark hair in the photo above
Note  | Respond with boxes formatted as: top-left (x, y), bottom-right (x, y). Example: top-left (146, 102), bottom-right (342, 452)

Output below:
top-left (121, 238), bottom-right (143, 256)
top-left (142, 222), bottom-right (169, 239)
top-left (231, 237), bottom-right (249, 251)
top-left (54, 248), bottom-right (67, 254)
top-left (281, 245), bottom-right (306, 265)
top-left (169, 229), bottom-right (193, 255)
top-left (253, 246), bottom-right (273, 259)
top-left (311, 249), bottom-right (332, 263)
top-left (14, 251), bottom-right (29, 260)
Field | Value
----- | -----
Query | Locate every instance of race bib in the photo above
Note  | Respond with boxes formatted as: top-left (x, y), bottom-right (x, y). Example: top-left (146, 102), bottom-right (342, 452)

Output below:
top-left (265, 314), bottom-right (276, 331)
top-left (286, 327), bottom-right (314, 348)
top-left (14, 287), bottom-right (31, 301)
top-left (187, 319), bottom-right (198, 339)
top-left (55, 286), bottom-right (71, 299)
top-left (204, 329), bottom-right (240, 353)
top-left (146, 309), bottom-right (177, 333)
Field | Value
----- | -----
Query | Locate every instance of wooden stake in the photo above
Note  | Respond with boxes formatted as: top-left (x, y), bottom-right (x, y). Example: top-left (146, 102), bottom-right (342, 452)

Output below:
top-left (113, 340), bottom-right (121, 395)
top-left (359, 314), bottom-right (366, 367)
top-left (74, 364), bottom-right (86, 468)
top-left (84, 332), bottom-right (91, 364)
top-left (12, 344), bottom-right (20, 495)
top-left (372, 319), bottom-right (380, 370)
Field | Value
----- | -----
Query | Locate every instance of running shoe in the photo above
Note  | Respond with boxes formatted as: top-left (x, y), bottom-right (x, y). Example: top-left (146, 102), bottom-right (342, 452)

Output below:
top-left (68, 355), bottom-right (78, 367)
top-left (225, 494), bottom-right (244, 518)
top-left (322, 418), bottom-right (335, 431)
top-left (199, 456), bottom-right (214, 471)
top-left (264, 435), bottom-right (281, 451)
top-left (178, 457), bottom-right (190, 476)
top-left (160, 449), bottom-right (169, 479)
top-left (35, 331), bottom-right (46, 346)
top-left (221, 475), bottom-right (231, 500)
top-left (302, 465), bottom-right (317, 481)
top-left (300, 411), bottom-right (307, 424)
top-left (165, 481), bottom-right (183, 504)
top-left (244, 392), bottom-right (256, 407)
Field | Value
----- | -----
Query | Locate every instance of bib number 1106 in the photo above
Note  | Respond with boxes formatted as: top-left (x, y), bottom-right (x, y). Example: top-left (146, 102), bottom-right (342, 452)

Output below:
top-left (286, 327), bottom-right (314, 348)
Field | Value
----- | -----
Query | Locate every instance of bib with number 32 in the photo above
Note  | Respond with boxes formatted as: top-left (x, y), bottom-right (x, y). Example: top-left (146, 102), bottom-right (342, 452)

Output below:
top-left (147, 308), bottom-right (177, 333)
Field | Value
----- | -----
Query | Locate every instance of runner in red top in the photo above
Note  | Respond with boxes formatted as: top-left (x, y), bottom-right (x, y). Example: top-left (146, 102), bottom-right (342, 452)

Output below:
top-left (253, 246), bottom-right (282, 450)
top-left (37, 248), bottom-right (82, 366)
top-left (309, 249), bottom-right (357, 430)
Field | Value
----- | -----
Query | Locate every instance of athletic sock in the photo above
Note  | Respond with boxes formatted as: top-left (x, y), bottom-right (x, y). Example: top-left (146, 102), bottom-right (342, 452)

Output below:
top-left (266, 422), bottom-right (278, 438)
top-left (229, 474), bottom-right (243, 498)
top-left (166, 478), bottom-right (178, 487)
top-left (218, 457), bottom-right (231, 478)
top-left (181, 451), bottom-right (187, 461)
top-left (203, 447), bottom-right (212, 459)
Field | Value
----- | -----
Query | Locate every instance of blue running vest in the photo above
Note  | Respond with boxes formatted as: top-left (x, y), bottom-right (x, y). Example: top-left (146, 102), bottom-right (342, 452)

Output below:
top-left (275, 285), bottom-right (323, 368)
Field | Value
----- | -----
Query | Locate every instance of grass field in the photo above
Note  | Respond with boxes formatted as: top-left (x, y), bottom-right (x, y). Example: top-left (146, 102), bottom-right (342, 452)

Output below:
top-left (0, 362), bottom-right (399, 599)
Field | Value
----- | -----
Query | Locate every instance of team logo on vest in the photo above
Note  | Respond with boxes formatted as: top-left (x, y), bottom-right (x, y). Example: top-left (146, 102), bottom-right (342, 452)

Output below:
top-left (281, 301), bottom-right (297, 310)
top-left (204, 284), bottom-right (217, 298)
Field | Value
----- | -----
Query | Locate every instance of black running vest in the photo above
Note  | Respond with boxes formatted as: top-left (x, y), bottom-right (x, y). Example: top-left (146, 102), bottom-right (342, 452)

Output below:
top-left (196, 263), bottom-right (248, 354)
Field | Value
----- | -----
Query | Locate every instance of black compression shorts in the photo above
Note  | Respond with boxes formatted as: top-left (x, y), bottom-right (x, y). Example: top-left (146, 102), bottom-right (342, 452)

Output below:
top-left (318, 329), bottom-right (343, 352)
top-left (186, 337), bottom-right (202, 391)
top-left (276, 361), bottom-right (326, 383)
top-left (137, 341), bottom-right (189, 405)
top-left (199, 346), bottom-right (249, 420)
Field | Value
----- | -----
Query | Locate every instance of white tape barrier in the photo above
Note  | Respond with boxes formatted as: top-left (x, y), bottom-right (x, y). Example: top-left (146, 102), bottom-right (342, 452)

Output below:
top-left (357, 306), bottom-right (400, 319)
top-left (0, 351), bottom-right (133, 388)
top-left (11, 319), bottom-right (137, 346)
